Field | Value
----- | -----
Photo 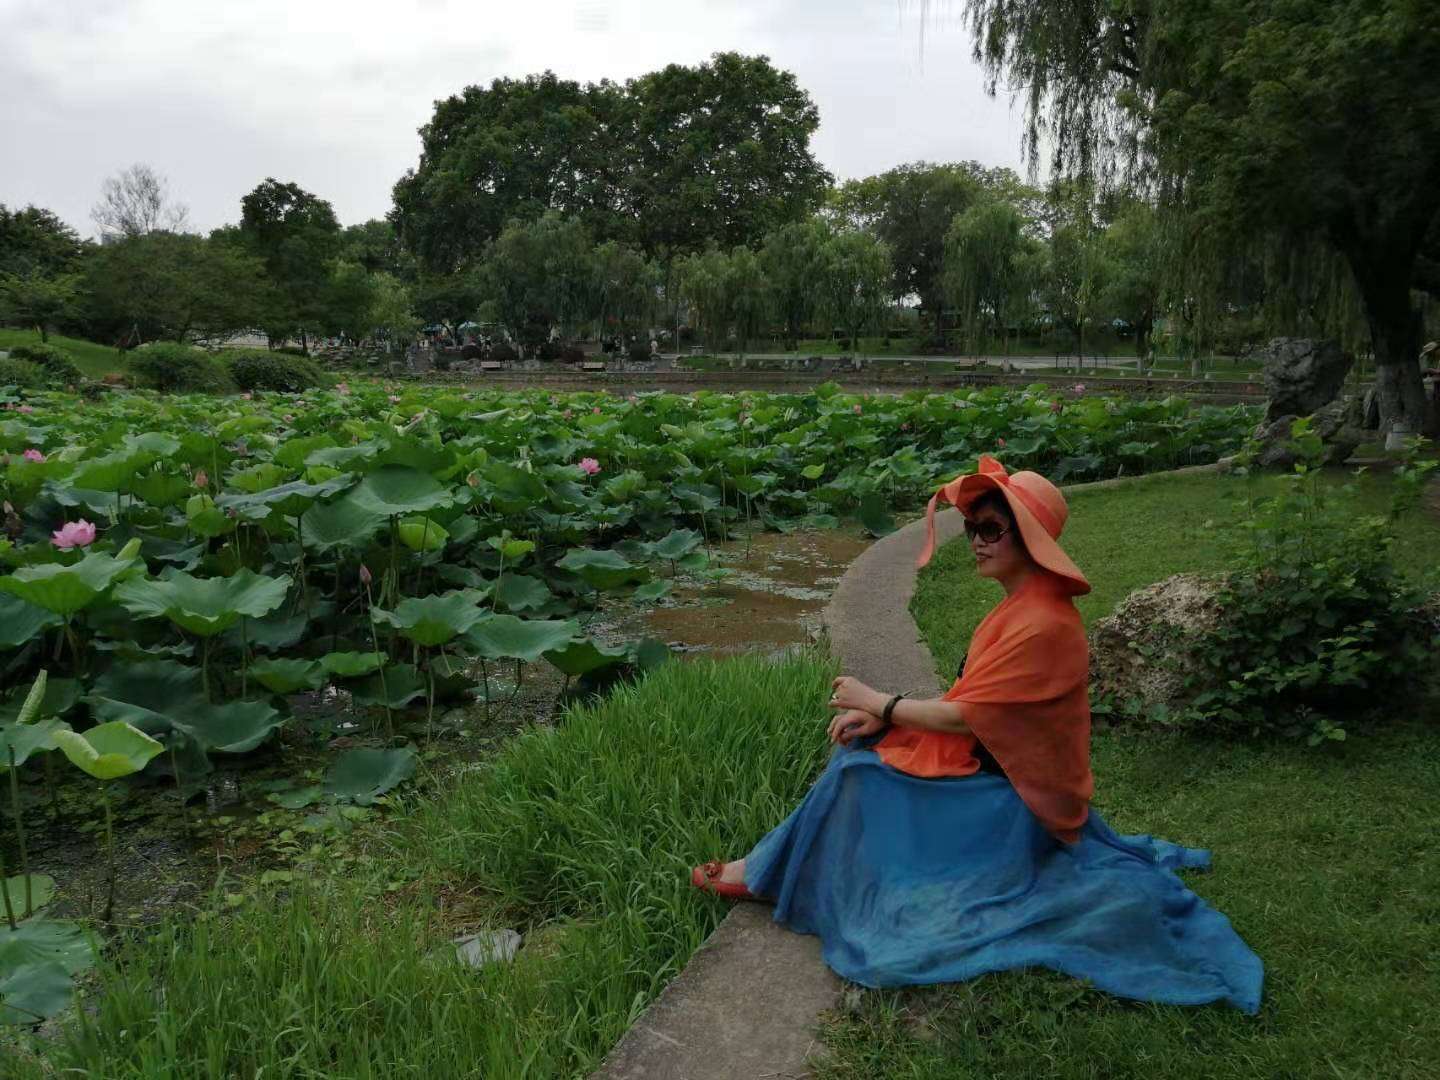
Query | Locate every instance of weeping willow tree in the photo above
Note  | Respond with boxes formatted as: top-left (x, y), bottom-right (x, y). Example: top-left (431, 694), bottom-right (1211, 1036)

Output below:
top-left (943, 199), bottom-right (1043, 356)
top-left (944, 0), bottom-right (1440, 432)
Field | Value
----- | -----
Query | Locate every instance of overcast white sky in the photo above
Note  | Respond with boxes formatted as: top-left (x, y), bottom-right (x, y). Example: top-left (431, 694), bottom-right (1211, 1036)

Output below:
top-left (1, 0), bottom-right (1030, 238)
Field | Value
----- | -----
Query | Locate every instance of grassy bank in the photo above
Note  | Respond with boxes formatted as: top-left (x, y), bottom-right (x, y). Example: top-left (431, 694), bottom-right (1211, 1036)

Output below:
top-left (10, 651), bottom-right (839, 1078)
top-left (0, 329), bottom-right (124, 380)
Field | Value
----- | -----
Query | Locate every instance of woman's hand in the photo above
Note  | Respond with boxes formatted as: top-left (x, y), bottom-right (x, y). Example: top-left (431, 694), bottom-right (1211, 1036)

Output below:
top-left (829, 675), bottom-right (886, 717)
top-left (828, 708), bottom-right (888, 747)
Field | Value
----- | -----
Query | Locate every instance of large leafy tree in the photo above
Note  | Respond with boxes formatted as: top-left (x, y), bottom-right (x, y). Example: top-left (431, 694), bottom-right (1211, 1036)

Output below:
top-left (829, 162), bottom-right (995, 325)
top-left (84, 232), bottom-right (269, 344)
top-left (592, 241), bottom-right (660, 344)
top-left (957, 0), bottom-right (1440, 431)
top-left (0, 272), bottom-right (80, 342)
top-left (1099, 199), bottom-right (1166, 365)
top-left (479, 213), bottom-right (595, 353)
top-left (239, 179), bottom-right (343, 350)
top-left (0, 205), bottom-right (86, 278)
top-left (391, 73), bottom-right (624, 275)
top-left (820, 231), bottom-right (893, 358)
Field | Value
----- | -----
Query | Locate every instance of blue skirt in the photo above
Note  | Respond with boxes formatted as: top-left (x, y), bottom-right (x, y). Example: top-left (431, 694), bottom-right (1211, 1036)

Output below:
top-left (743, 739), bottom-right (1264, 1013)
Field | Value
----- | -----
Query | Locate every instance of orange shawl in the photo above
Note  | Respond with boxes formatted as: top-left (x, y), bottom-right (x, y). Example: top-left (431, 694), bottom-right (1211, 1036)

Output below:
top-left (875, 572), bottom-right (1093, 843)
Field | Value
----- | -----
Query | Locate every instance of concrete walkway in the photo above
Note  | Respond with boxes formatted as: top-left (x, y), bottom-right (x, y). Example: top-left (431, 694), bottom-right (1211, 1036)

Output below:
top-left (593, 463), bottom-right (1229, 1079)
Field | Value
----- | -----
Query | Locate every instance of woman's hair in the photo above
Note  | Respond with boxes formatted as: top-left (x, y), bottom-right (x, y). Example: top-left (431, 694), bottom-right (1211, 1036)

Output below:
top-left (968, 489), bottom-right (1030, 556)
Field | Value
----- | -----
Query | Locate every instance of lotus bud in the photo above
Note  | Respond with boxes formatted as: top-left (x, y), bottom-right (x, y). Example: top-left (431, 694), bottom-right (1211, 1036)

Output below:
top-left (195, 469), bottom-right (208, 489)
top-left (360, 564), bottom-right (373, 586)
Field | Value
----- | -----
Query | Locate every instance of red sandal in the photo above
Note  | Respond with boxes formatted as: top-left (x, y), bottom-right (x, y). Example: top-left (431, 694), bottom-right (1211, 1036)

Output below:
top-left (690, 860), bottom-right (758, 901)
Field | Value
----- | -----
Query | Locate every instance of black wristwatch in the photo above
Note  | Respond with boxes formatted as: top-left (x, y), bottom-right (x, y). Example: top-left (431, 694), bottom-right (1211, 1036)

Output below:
top-left (881, 693), bottom-right (906, 725)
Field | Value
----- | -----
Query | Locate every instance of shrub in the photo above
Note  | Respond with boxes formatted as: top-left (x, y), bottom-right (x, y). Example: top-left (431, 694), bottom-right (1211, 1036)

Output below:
top-left (628, 343), bottom-right (652, 364)
top-left (275, 345), bottom-right (309, 357)
top-left (127, 343), bottom-right (236, 394)
top-left (8, 343), bottom-right (83, 386)
top-left (432, 351), bottom-right (454, 372)
top-left (1179, 429), bottom-right (1439, 744)
top-left (559, 345), bottom-right (585, 364)
top-left (490, 341), bottom-right (518, 364)
top-left (460, 343), bottom-right (483, 361)
top-left (0, 357), bottom-right (47, 389)
top-left (536, 340), bottom-right (563, 361)
top-left (224, 349), bottom-right (328, 393)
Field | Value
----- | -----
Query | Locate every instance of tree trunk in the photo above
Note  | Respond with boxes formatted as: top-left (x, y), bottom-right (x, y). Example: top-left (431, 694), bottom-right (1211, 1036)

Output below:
top-left (1350, 257), bottom-right (1430, 434)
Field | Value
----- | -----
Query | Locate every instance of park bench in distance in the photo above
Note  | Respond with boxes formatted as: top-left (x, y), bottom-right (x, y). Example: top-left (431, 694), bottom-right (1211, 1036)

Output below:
top-left (580, 360), bottom-right (607, 372)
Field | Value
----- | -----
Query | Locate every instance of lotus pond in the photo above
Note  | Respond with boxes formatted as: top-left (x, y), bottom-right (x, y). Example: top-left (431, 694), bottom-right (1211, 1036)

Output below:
top-left (0, 378), bottom-right (1257, 1028)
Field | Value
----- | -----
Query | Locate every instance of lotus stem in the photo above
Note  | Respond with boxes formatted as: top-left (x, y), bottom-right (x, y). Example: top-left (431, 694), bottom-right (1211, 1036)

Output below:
top-left (101, 784), bottom-right (116, 925)
top-left (7, 747), bottom-right (30, 917)
top-left (362, 581), bottom-right (393, 738)
top-left (479, 658), bottom-right (491, 723)
top-left (201, 636), bottom-right (211, 701)
top-left (0, 840), bottom-right (15, 931)
top-left (425, 652), bottom-right (436, 743)
top-left (240, 618), bottom-right (249, 698)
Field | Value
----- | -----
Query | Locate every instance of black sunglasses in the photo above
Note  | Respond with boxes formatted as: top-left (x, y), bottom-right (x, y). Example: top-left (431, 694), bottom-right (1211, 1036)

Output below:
top-left (963, 518), bottom-right (1011, 544)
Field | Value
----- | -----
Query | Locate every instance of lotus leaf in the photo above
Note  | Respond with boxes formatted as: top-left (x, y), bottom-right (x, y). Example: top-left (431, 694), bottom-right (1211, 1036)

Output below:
top-left (0, 952), bottom-right (71, 1025)
top-left (229, 463), bottom-right (292, 494)
top-left (555, 548), bottom-right (648, 591)
top-left (250, 657), bottom-right (326, 694)
top-left (274, 434), bottom-right (337, 470)
top-left (68, 449), bottom-right (150, 492)
top-left (371, 593), bottom-right (488, 646)
top-left (244, 608), bottom-right (313, 651)
top-left (630, 637), bottom-right (672, 671)
top-left (348, 663), bottom-right (427, 709)
top-left (174, 701), bottom-right (287, 754)
top-left (130, 471), bottom-right (191, 508)
top-left (54, 721), bottom-right (164, 779)
top-left (373, 439), bottom-right (455, 475)
top-left (319, 651), bottom-right (383, 678)
top-left (305, 441), bottom-right (383, 470)
top-left (299, 495), bottom-right (386, 553)
top-left (487, 534), bottom-right (535, 561)
top-left (12, 670), bottom-right (46, 725)
top-left (324, 746), bottom-right (417, 805)
top-left (268, 784), bottom-right (323, 810)
top-left (631, 580), bottom-right (671, 603)
top-left (397, 515), bottom-right (449, 552)
top-left (0, 718), bottom-right (69, 769)
top-left (650, 529), bottom-right (703, 560)
top-left (543, 637), bottom-right (630, 677)
top-left (114, 569), bottom-right (292, 637)
top-left (0, 539), bottom-right (144, 616)
top-left (85, 660), bottom-right (205, 737)
top-left (348, 465), bottom-right (454, 517)
top-left (858, 492), bottom-right (897, 538)
top-left (185, 493), bottom-right (237, 538)
top-left (465, 615), bottom-right (580, 662)
top-left (1, 874), bottom-right (55, 920)
top-left (493, 574), bottom-right (552, 612)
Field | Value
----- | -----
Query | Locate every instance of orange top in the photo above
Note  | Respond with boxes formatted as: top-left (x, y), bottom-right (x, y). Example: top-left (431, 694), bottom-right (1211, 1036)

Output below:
top-left (875, 571), bottom-right (1093, 843)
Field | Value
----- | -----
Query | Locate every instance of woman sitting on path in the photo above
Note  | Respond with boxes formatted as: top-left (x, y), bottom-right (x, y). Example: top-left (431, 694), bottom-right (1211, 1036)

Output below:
top-left (691, 456), bottom-right (1264, 1014)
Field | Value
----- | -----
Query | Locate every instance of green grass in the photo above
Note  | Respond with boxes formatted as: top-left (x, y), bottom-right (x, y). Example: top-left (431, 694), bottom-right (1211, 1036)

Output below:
top-left (0, 329), bottom-right (125, 380)
top-left (910, 468), bottom-right (1440, 684)
top-left (13, 651), bottom-right (841, 1079)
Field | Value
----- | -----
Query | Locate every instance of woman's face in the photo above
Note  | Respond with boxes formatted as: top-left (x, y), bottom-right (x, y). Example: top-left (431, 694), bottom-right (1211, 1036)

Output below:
top-left (968, 503), bottom-right (1027, 582)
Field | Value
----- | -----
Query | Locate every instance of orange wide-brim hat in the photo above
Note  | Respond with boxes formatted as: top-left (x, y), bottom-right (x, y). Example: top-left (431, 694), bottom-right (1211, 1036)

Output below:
top-left (915, 455), bottom-right (1091, 596)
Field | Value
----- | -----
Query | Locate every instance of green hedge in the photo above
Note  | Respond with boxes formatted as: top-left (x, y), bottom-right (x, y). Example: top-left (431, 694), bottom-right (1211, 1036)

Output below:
top-left (223, 349), bottom-right (329, 393)
top-left (0, 357), bottom-right (47, 389)
top-left (7, 343), bottom-right (84, 386)
top-left (126, 343), bottom-right (236, 394)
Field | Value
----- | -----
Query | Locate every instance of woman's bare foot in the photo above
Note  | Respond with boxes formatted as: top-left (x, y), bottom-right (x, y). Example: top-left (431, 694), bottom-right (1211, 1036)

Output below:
top-left (716, 858), bottom-right (746, 885)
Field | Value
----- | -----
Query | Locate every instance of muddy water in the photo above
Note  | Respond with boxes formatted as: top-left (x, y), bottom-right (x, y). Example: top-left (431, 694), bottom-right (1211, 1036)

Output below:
top-left (591, 527), bottom-right (872, 660)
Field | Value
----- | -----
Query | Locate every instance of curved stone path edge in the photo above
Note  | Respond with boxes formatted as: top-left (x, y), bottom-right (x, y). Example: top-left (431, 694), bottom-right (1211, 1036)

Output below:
top-left (591, 459), bottom-right (1231, 1080)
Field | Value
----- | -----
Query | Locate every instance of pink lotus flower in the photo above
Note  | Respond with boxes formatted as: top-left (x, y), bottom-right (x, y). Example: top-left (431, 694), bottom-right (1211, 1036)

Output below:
top-left (359, 564), bottom-right (372, 586)
top-left (22, 448), bottom-right (45, 463)
top-left (1072, 383), bottom-right (1086, 394)
top-left (1051, 401), bottom-right (1064, 414)
top-left (51, 519), bottom-right (96, 551)
top-left (194, 469), bottom-right (208, 489)
top-left (283, 413), bottom-right (294, 422)
top-left (562, 409), bottom-right (573, 420)
top-left (577, 457), bottom-right (602, 476)
top-left (592, 406), bottom-right (601, 415)
top-left (996, 437), bottom-right (1007, 449)
top-left (389, 395), bottom-right (401, 403)
top-left (900, 422), bottom-right (911, 432)
top-left (852, 404), bottom-right (863, 414)
top-left (17, 405), bottom-right (34, 415)
top-left (337, 382), bottom-right (350, 395)
top-left (241, 392), bottom-right (253, 401)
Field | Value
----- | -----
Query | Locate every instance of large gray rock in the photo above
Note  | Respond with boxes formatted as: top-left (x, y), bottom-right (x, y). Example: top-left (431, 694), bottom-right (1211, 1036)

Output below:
top-left (1250, 395), bottom-right (1367, 469)
top-left (1262, 338), bottom-right (1352, 421)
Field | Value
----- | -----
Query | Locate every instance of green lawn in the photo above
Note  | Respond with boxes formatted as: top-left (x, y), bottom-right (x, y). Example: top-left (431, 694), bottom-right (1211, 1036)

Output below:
top-left (0, 329), bottom-right (125, 380)
top-left (836, 467), bottom-right (1440, 1079)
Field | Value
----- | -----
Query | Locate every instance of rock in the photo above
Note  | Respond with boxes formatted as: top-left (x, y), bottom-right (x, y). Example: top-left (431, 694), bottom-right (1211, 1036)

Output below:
top-left (1262, 338), bottom-right (1352, 421)
top-left (1250, 396), bottom-right (1366, 469)
top-left (1088, 573), bottom-right (1224, 717)
top-left (454, 928), bottom-right (522, 968)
